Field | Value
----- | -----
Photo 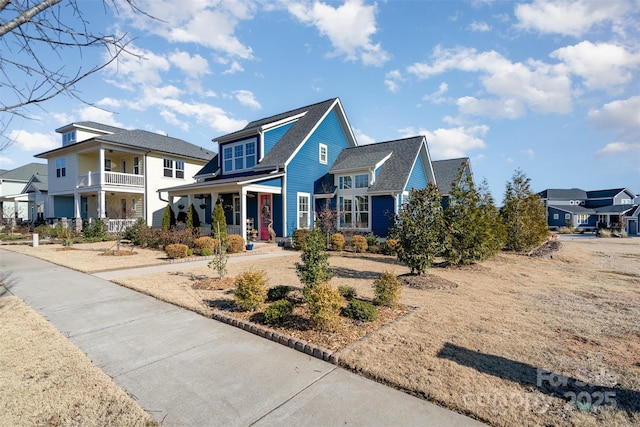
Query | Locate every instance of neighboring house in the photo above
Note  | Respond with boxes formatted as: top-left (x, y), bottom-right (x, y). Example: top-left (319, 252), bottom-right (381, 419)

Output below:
top-left (0, 163), bottom-right (48, 224)
top-left (161, 98), bottom-right (471, 240)
top-left (538, 187), bottom-right (638, 234)
top-left (21, 171), bottom-right (48, 223)
top-left (35, 121), bottom-right (214, 230)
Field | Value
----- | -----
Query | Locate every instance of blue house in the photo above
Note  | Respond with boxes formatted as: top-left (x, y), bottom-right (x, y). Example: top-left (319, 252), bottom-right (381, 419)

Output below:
top-left (162, 98), bottom-right (470, 240)
top-left (538, 187), bottom-right (638, 234)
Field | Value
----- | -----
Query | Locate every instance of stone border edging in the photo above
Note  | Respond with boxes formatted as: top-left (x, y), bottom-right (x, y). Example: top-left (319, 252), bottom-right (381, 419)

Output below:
top-left (211, 311), bottom-right (338, 365)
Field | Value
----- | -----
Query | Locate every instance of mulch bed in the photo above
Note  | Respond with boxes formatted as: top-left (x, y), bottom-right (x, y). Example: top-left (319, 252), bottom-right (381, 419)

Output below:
top-left (398, 273), bottom-right (458, 290)
top-left (528, 240), bottom-right (562, 258)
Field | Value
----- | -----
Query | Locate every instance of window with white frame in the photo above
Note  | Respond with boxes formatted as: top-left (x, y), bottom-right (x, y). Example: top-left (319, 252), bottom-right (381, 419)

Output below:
top-left (339, 196), bottom-right (353, 228)
top-left (222, 138), bottom-right (257, 174)
top-left (339, 176), bottom-right (352, 189)
top-left (355, 195), bottom-right (369, 227)
top-left (233, 196), bottom-right (241, 225)
top-left (163, 159), bottom-right (173, 177)
top-left (62, 130), bottom-right (76, 146)
top-left (104, 158), bottom-right (112, 172)
top-left (176, 160), bottom-right (185, 179)
top-left (575, 214), bottom-right (588, 224)
top-left (319, 143), bottom-right (328, 165)
top-left (553, 213), bottom-right (559, 220)
top-left (131, 198), bottom-right (137, 211)
top-left (133, 157), bottom-right (140, 175)
top-left (55, 157), bottom-right (66, 178)
top-left (338, 195), bottom-right (370, 229)
top-left (298, 193), bottom-right (311, 228)
top-left (355, 174), bottom-right (369, 188)
top-left (565, 213), bottom-right (571, 220)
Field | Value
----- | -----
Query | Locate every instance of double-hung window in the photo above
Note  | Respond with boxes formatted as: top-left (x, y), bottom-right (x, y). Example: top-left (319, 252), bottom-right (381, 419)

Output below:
top-left (176, 160), bottom-right (185, 179)
top-left (62, 131), bottom-right (76, 146)
top-left (163, 159), bottom-right (173, 177)
top-left (337, 172), bottom-right (370, 230)
top-left (104, 159), bottom-right (112, 172)
top-left (55, 157), bottom-right (66, 178)
top-left (339, 196), bottom-right (353, 228)
top-left (355, 174), bottom-right (369, 188)
top-left (339, 176), bottom-right (352, 190)
top-left (298, 193), bottom-right (311, 229)
top-left (319, 144), bottom-right (328, 164)
top-left (222, 138), bottom-right (257, 174)
top-left (133, 157), bottom-right (140, 175)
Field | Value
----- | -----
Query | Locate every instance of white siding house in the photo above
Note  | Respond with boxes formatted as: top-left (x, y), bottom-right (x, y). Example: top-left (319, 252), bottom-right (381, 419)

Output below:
top-left (36, 122), bottom-right (214, 230)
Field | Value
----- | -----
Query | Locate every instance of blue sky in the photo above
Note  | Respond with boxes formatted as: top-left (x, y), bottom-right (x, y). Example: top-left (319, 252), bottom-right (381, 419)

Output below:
top-left (3, 0), bottom-right (639, 202)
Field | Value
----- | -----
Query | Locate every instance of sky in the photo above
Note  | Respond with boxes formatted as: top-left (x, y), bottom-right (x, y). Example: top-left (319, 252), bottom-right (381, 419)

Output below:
top-left (3, 0), bottom-right (639, 202)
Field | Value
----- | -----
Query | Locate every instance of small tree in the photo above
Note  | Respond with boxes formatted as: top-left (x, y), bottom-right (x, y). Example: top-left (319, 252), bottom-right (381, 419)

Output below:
top-left (295, 228), bottom-right (334, 299)
top-left (162, 204), bottom-right (176, 231)
top-left (478, 179), bottom-right (507, 255)
top-left (443, 167), bottom-right (504, 265)
top-left (208, 223), bottom-right (228, 279)
top-left (211, 201), bottom-right (227, 243)
top-left (389, 184), bottom-right (446, 275)
top-left (500, 169), bottom-right (549, 251)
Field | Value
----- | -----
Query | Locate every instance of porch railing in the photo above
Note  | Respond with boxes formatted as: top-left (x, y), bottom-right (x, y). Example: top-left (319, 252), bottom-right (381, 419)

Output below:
top-left (77, 172), bottom-right (144, 188)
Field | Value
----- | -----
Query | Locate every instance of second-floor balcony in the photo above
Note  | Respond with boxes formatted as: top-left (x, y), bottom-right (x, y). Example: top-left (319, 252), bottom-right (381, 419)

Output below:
top-left (77, 171), bottom-right (144, 189)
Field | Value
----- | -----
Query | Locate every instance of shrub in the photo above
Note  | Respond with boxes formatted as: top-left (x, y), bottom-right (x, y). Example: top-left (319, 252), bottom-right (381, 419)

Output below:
top-left (234, 270), bottom-right (268, 311)
top-left (292, 228), bottom-right (311, 249)
top-left (597, 229), bottom-right (612, 238)
top-left (351, 235), bottom-right (368, 253)
top-left (264, 299), bottom-right (293, 324)
top-left (296, 228), bottom-right (334, 299)
top-left (199, 248), bottom-right (213, 256)
top-left (194, 236), bottom-right (216, 252)
top-left (331, 233), bottom-right (345, 251)
top-left (557, 227), bottom-right (573, 234)
top-left (124, 218), bottom-right (149, 246)
top-left (373, 271), bottom-right (402, 307)
top-left (365, 233), bottom-right (379, 248)
top-left (227, 234), bottom-right (245, 253)
top-left (157, 228), bottom-right (198, 249)
top-left (34, 224), bottom-right (55, 238)
top-left (338, 285), bottom-right (357, 299)
top-left (162, 204), bottom-right (176, 231)
top-left (384, 238), bottom-right (400, 256)
top-left (267, 285), bottom-right (291, 301)
top-left (211, 202), bottom-right (227, 243)
top-left (165, 243), bottom-right (188, 259)
top-left (342, 299), bottom-right (378, 322)
top-left (83, 219), bottom-right (108, 239)
top-left (307, 283), bottom-right (342, 331)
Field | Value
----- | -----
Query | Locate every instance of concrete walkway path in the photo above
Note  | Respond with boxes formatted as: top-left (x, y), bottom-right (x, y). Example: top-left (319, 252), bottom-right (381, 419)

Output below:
top-left (1, 249), bottom-right (483, 426)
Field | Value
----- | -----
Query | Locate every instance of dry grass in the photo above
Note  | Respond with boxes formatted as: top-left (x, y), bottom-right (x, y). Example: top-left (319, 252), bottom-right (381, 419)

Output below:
top-left (3, 239), bottom-right (639, 426)
top-left (0, 294), bottom-right (155, 426)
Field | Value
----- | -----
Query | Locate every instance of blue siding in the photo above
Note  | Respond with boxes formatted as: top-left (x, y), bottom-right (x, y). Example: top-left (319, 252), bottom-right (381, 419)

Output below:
top-left (371, 196), bottom-right (395, 237)
top-left (548, 207), bottom-right (569, 228)
top-left (404, 155), bottom-right (428, 192)
top-left (264, 122), bottom-right (295, 155)
top-left (54, 196), bottom-right (74, 218)
top-left (272, 194), bottom-right (283, 237)
top-left (285, 109), bottom-right (350, 236)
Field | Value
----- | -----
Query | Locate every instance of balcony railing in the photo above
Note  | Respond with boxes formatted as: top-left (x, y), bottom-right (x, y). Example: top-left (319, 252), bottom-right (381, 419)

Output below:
top-left (77, 171), bottom-right (144, 188)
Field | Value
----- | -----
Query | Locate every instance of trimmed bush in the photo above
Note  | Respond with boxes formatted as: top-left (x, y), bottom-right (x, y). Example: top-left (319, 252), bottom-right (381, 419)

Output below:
top-left (292, 228), bottom-right (311, 249)
top-left (267, 285), bottom-right (291, 301)
top-left (194, 236), bottom-right (216, 252)
top-left (227, 234), bottom-right (245, 253)
top-left (365, 233), bottom-right (379, 248)
top-left (264, 299), bottom-right (293, 325)
top-left (307, 283), bottom-right (343, 331)
top-left (162, 204), bottom-right (176, 231)
top-left (165, 243), bottom-right (189, 259)
top-left (83, 219), bottom-right (108, 239)
top-left (199, 248), bottom-right (213, 256)
top-left (384, 238), bottom-right (400, 256)
top-left (331, 233), bottom-right (345, 251)
top-left (338, 285), bottom-right (357, 299)
top-left (351, 235), bottom-right (368, 253)
top-left (234, 270), bottom-right (268, 311)
top-left (373, 270), bottom-right (402, 307)
top-left (342, 299), bottom-right (378, 322)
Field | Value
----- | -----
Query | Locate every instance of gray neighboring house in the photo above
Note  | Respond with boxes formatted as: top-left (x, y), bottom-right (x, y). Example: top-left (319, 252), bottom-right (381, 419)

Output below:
top-left (0, 162), bottom-right (48, 224)
top-left (538, 187), bottom-right (638, 234)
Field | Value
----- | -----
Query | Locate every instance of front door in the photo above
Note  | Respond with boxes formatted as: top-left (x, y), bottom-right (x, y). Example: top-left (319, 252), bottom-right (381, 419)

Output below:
top-left (259, 194), bottom-right (272, 241)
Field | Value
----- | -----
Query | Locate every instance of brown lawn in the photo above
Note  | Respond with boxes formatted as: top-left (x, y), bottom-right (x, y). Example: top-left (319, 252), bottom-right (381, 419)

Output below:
top-left (2, 238), bottom-right (639, 426)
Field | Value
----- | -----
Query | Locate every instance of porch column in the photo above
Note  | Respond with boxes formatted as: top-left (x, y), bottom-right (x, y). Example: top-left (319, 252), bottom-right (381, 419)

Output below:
top-left (99, 148), bottom-right (105, 185)
top-left (98, 190), bottom-right (106, 218)
top-left (240, 188), bottom-right (247, 241)
top-left (73, 192), bottom-right (82, 231)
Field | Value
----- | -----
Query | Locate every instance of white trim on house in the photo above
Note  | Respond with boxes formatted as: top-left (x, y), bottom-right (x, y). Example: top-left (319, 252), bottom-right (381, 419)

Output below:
top-left (297, 192), bottom-right (311, 229)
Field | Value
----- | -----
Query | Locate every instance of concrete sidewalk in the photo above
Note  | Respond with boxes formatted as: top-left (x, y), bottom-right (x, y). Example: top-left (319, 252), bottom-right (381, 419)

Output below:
top-left (1, 249), bottom-right (483, 426)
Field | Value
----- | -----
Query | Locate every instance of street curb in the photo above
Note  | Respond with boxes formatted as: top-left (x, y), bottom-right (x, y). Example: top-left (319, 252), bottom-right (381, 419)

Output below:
top-left (211, 311), bottom-right (338, 364)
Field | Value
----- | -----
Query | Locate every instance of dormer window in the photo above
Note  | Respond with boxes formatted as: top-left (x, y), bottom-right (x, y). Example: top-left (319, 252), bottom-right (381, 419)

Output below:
top-left (62, 130), bottom-right (76, 146)
top-left (222, 137), bottom-right (257, 174)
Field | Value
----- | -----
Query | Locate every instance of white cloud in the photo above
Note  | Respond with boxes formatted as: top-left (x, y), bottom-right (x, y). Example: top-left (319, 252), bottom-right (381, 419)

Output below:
top-left (384, 69), bottom-right (403, 93)
top-left (398, 125), bottom-right (488, 159)
top-left (288, 0), bottom-right (390, 66)
top-left (168, 50), bottom-right (210, 79)
top-left (407, 46), bottom-right (573, 117)
top-left (234, 90), bottom-right (262, 110)
top-left (521, 148), bottom-right (535, 159)
top-left (76, 106), bottom-right (125, 127)
top-left (514, 0), bottom-right (633, 37)
top-left (104, 44), bottom-right (170, 89)
top-left (353, 128), bottom-right (375, 145)
top-left (222, 61), bottom-right (245, 75)
top-left (119, 0), bottom-right (255, 59)
top-left (96, 98), bottom-right (122, 108)
top-left (469, 21), bottom-right (491, 32)
top-left (550, 41), bottom-right (640, 91)
top-left (589, 95), bottom-right (640, 156)
top-left (8, 130), bottom-right (58, 152)
top-left (158, 99), bottom-right (247, 133)
top-left (422, 82), bottom-right (449, 104)
top-left (0, 156), bottom-right (14, 167)
top-left (595, 142), bottom-right (640, 157)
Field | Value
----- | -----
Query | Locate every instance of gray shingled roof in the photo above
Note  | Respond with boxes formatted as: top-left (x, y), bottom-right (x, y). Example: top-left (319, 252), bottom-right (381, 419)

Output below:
top-left (550, 205), bottom-right (595, 214)
top-left (431, 158), bottom-right (469, 196)
top-left (329, 136), bottom-right (426, 193)
top-left (56, 121), bottom-right (126, 134)
top-left (195, 154), bottom-right (220, 177)
top-left (594, 204), bottom-right (636, 214)
top-left (586, 188), bottom-right (626, 199)
top-left (22, 173), bottom-right (48, 193)
top-left (38, 128), bottom-right (215, 162)
top-left (538, 188), bottom-right (588, 199)
top-left (97, 130), bottom-right (215, 161)
top-left (0, 163), bottom-right (47, 182)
